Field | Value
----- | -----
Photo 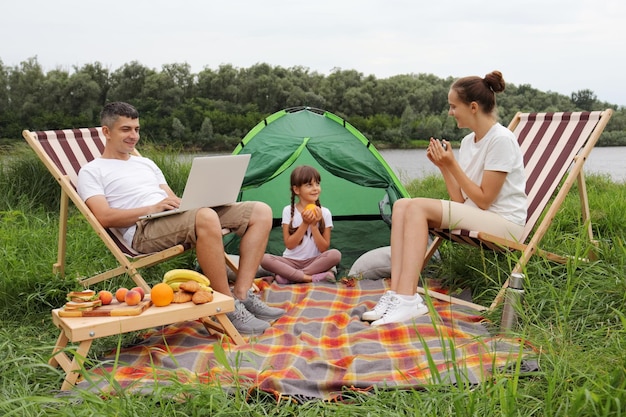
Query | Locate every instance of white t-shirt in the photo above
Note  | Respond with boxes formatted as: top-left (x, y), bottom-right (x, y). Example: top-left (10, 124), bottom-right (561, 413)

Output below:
top-left (457, 123), bottom-right (527, 226)
top-left (77, 156), bottom-right (169, 245)
top-left (281, 205), bottom-right (334, 260)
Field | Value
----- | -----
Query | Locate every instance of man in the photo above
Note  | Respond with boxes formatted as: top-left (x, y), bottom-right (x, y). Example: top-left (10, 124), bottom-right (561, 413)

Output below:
top-left (77, 101), bottom-right (284, 335)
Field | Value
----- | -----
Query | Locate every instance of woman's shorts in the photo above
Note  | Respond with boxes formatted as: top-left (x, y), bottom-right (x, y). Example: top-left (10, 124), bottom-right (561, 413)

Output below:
top-left (439, 200), bottom-right (525, 242)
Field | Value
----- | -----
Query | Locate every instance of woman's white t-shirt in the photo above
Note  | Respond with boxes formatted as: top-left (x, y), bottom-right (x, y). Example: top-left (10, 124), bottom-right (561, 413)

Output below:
top-left (281, 205), bottom-right (333, 260)
top-left (77, 156), bottom-right (169, 245)
top-left (457, 123), bottom-right (527, 226)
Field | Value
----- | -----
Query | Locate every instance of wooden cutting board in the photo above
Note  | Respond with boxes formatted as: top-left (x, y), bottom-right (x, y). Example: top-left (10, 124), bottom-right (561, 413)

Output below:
top-left (58, 299), bottom-right (152, 317)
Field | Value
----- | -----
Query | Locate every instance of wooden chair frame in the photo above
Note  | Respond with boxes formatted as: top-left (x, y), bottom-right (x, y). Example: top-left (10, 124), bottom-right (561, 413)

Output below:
top-left (22, 127), bottom-right (238, 292)
top-left (417, 110), bottom-right (613, 312)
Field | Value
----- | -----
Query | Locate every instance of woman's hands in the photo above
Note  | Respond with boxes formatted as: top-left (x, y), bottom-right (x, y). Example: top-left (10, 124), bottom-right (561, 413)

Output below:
top-left (426, 137), bottom-right (451, 167)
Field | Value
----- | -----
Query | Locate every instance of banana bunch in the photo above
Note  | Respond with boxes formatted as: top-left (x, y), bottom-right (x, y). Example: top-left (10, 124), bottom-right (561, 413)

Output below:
top-left (163, 269), bottom-right (211, 292)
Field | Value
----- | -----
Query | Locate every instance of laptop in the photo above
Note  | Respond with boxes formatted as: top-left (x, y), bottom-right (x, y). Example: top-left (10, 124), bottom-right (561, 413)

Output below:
top-left (139, 154), bottom-right (251, 220)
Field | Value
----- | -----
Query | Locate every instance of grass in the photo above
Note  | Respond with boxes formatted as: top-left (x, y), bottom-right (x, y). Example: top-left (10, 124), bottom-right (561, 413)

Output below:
top-left (1, 149), bottom-right (626, 416)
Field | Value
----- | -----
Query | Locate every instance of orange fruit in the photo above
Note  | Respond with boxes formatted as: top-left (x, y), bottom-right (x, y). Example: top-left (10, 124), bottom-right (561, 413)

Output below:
top-left (305, 203), bottom-right (317, 212)
top-left (150, 283), bottom-right (174, 307)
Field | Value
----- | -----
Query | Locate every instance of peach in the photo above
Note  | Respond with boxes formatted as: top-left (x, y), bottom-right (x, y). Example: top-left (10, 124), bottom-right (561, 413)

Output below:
top-left (98, 290), bottom-right (113, 305)
top-left (131, 286), bottom-right (145, 301)
top-left (125, 289), bottom-right (142, 306)
top-left (115, 287), bottom-right (129, 303)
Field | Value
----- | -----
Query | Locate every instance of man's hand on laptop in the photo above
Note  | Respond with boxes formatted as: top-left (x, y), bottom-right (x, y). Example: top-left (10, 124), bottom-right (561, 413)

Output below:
top-left (153, 196), bottom-right (181, 214)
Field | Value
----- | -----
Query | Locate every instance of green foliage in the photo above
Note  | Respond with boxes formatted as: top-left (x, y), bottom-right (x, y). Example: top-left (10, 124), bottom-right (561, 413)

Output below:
top-left (2, 122), bottom-right (626, 415)
top-left (0, 144), bottom-right (60, 211)
top-left (2, 58), bottom-right (624, 149)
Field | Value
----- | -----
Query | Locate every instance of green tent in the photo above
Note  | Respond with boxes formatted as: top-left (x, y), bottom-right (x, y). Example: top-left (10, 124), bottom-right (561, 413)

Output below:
top-left (225, 106), bottom-right (409, 273)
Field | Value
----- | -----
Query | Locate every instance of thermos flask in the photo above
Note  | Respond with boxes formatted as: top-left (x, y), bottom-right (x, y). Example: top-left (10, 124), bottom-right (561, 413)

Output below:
top-left (500, 273), bottom-right (525, 332)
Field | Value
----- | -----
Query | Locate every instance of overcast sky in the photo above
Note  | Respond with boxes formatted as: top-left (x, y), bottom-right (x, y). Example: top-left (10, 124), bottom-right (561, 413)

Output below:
top-left (2, 0), bottom-right (624, 106)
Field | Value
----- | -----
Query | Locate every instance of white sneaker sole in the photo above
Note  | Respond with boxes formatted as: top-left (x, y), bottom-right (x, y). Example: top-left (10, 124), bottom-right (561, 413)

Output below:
top-left (362, 310), bottom-right (383, 321)
top-left (371, 304), bottom-right (429, 326)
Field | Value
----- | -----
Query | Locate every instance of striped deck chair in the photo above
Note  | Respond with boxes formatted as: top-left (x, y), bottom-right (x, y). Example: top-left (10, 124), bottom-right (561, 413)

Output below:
top-left (22, 127), bottom-right (239, 292)
top-left (421, 109), bottom-right (613, 312)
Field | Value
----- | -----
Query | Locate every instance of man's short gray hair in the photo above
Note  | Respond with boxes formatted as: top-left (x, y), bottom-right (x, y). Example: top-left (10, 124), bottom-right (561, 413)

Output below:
top-left (100, 102), bottom-right (139, 127)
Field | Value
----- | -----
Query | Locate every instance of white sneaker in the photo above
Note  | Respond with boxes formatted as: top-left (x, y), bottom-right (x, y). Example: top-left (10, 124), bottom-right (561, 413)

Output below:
top-left (362, 290), bottom-right (396, 321)
top-left (371, 294), bottom-right (429, 326)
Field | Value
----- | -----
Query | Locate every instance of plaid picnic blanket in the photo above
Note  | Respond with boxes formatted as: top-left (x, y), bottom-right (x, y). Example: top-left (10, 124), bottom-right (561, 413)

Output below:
top-left (78, 279), bottom-right (537, 400)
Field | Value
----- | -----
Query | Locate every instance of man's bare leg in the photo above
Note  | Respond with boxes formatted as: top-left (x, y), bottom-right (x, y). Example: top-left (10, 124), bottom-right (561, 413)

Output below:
top-left (231, 202), bottom-right (273, 300)
top-left (194, 208), bottom-right (231, 296)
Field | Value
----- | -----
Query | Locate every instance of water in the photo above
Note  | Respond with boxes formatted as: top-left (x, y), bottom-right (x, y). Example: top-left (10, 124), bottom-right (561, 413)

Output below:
top-left (184, 146), bottom-right (626, 183)
top-left (379, 147), bottom-right (626, 184)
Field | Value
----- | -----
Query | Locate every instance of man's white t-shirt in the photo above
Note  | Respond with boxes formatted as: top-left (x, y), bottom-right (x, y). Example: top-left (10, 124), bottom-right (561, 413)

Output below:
top-left (77, 156), bottom-right (169, 246)
top-left (281, 205), bottom-right (333, 260)
top-left (457, 123), bottom-right (527, 226)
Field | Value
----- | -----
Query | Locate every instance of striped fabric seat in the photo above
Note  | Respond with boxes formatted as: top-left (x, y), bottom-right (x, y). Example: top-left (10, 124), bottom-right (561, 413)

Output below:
top-left (22, 127), bottom-right (236, 291)
top-left (423, 110), bottom-right (613, 312)
top-left (28, 127), bottom-right (143, 257)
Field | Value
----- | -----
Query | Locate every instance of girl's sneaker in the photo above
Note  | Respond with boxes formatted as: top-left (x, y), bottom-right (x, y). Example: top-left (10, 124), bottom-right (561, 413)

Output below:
top-left (362, 290), bottom-right (396, 321)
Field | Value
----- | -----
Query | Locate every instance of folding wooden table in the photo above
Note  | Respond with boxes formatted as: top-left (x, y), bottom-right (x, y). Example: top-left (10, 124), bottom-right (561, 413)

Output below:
top-left (49, 291), bottom-right (243, 390)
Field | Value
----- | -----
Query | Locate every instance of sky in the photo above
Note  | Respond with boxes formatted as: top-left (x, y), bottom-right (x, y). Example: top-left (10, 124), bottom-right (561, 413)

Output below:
top-left (2, 0), bottom-right (625, 106)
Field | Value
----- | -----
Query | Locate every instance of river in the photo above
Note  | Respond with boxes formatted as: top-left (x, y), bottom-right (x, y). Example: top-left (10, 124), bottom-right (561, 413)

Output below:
top-left (378, 147), bottom-right (626, 184)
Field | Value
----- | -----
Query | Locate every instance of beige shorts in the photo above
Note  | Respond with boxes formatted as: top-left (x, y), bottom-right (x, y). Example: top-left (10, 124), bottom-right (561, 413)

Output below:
top-left (132, 201), bottom-right (255, 254)
top-left (439, 200), bottom-right (525, 242)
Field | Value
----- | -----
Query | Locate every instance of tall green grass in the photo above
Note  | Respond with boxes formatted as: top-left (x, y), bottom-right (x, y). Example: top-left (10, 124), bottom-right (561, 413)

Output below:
top-left (1, 149), bottom-right (625, 416)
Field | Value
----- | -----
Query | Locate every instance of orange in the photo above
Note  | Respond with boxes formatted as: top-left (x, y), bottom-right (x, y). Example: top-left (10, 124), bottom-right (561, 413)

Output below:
top-left (305, 203), bottom-right (317, 212)
top-left (150, 283), bottom-right (174, 307)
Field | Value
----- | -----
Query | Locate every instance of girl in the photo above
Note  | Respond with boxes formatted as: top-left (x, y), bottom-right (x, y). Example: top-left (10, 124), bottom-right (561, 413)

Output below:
top-left (261, 165), bottom-right (342, 284)
top-left (364, 70), bottom-right (527, 326)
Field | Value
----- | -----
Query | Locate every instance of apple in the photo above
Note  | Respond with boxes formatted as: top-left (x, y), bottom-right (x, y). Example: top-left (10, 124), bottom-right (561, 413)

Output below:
top-left (115, 287), bottom-right (128, 303)
top-left (125, 289), bottom-right (142, 306)
top-left (131, 286), bottom-right (145, 301)
top-left (98, 290), bottom-right (113, 305)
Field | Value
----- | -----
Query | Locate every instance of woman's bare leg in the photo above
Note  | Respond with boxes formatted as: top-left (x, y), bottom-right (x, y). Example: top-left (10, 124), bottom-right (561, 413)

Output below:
top-left (390, 198), bottom-right (443, 295)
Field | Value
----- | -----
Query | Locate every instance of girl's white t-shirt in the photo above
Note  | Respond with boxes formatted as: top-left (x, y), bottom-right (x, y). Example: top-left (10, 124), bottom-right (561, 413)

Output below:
top-left (281, 205), bottom-right (333, 260)
top-left (77, 155), bottom-right (169, 245)
top-left (457, 123), bottom-right (527, 226)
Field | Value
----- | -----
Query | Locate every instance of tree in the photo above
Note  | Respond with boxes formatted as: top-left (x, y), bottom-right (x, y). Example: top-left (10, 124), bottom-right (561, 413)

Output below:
top-left (1, 59), bottom-right (624, 148)
top-left (197, 116), bottom-right (214, 147)
top-left (208, 64), bottom-right (241, 103)
top-left (400, 104), bottom-right (416, 139)
top-left (0, 60), bottom-right (9, 115)
top-left (7, 57), bottom-right (46, 122)
top-left (108, 61), bottom-right (155, 103)
top-left (571, 89), bottom-right (597, 111)
top-left (171, 117), bottom-right (185, 143)
top-left (65, 71), bottom-right (102, 124)
top-left (320, 68), bottom-right (364, 113)
top-left (74, 62), bottom-right (110, 107)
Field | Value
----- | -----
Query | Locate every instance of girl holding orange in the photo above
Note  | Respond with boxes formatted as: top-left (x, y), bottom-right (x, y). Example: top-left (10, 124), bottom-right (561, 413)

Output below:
top-left (261, 165), bottom-right (341, 284)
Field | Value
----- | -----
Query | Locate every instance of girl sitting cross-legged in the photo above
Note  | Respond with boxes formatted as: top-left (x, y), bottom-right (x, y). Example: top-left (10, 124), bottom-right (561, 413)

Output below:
top-left (261, 165), bottom-right (341, 284)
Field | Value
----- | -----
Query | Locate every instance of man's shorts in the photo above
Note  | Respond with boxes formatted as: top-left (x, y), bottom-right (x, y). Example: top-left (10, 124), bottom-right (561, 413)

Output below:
top-left (132, 201), bottom-right (256, 254)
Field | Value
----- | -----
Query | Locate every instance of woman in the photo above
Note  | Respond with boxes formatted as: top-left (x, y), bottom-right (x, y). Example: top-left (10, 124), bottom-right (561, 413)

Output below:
top-left (364, 70), bottom-right (527, 326)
